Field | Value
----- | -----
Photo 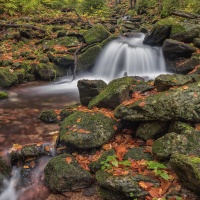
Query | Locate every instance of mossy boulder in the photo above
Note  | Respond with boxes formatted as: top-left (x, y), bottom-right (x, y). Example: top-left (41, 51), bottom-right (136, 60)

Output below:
top-left (114, 82), bottom-right (200, 122)
top-left (0, 91), bottom-right (8, 100)
top-left (168, 121), bottom-right (195, 134)
top-left (96, 170), bottom-right (159, 199)
top-left (88, 77), bottom-right (136, 109)
top-left (50, 54), bottom-right (74, 69)
top-left (77, 45), bottom-right (102, 73)
top-left (100, 35), bottom-right (118, 48)
top-left (135, 121), bottom-right (168, 141)
top-left (83, 24), bottom-right (111, 44)
top-left (193, 38), bottom-right (200, 48)
top-left (77, 79), bottom-right (107, 106)
top-left (59, 104), bottom-right (80, 121)
top-left (35, 63), bottom-right (66, 81)
top-left (0, 68), bottom-right (18, 88)
top-left (143, 24), bottom-right (171, 46)
top-left (162, 39), bottom-right (196, 60)
top-left (154, 74), bottom-right (193, 92)
top-left (152, 130), bottom-right (200, 160)
top-left (170, 153), bottom-right (200, 194)
top-left (44, 154), bottom-right (93, 192)
top-left (58, 111), bottom-right (117, 149)
top-left (39, 110), bottom-right (58, 123)
top-left (0, 157), bottom-right (11, 192)
top-left (43, 36), bottom-right (79, 50)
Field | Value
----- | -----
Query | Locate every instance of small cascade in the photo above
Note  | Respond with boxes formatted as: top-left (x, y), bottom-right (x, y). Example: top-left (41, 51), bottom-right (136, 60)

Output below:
top-left (93, 33), bottom-right (167, 80)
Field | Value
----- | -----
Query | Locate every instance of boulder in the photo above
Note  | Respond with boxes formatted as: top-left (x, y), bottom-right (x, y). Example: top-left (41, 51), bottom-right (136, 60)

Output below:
top-left (44, 154), bottom-right (93, 192)
top-left (143, 25), bottom-right (171, 46)
top-left (96, 170), bottom-right (159, 199)
top-left (35, 63), bottom-right (66, 81)
top-left (77, 79), bottom-right (107, 106)
top-left (135, 121), bottom-right (168, 140)
top-left (88, 77), bottom-right (136, 109)
top-left (77, 45), bottom-right (102, 73)
top-left (83, 24), bottom-right (111, 44)
top-left (114, 82), bottom-right (200, 122)
top-left (58, 111), bottom-right (117, 149)
top-left (193, 38), bottom-right (200, 48)
top-left (168, 121), bottom-right (195, 134)
top-left (170, 153), bottom-right (200, 194)
top-left (59, 104), bottom-right (80, 121)
top-left (152, 130), bottom-right (200, 160)
top-left (154, 74), bottom-right (193, 92)
top-left (0, 68), bottom-right (18, 88)
top-left (39, 110), bottom-right (58, 123)
top-left (162, 39), bottom-right (196, 60)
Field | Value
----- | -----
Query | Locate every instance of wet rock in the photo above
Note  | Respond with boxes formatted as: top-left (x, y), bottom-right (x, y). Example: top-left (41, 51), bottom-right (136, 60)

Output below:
top-left (77, 79), bottom-right (107, 106)
top-left (143, 24), bottom-right (171, 46)
top-left (162, 39), bottom-right (196, 60)
top-left (44, 154), bottom-right (93, 192)
top-left (39, 110), bottom-right (58, 123)
top-left (123, 147), bottom-right (153, 161)
top-left (114, 82), bottom-right (200, 122)
top-left (168, 121), bottom-right (195, 134)
top-left (0, 157), bottom-right (11, 192)
top-left (83, 24), bottom-right (111, 44)
top-left (96, 170), bottom-right (159, 199)
top-left (0, 68), bottom-right (18, 88)
top-left (88, 77), bottom-right (136, 109)
top-left (152, 130), bottom-right (200, 160)
top-left (58, 111), bottom-right (117, 149)
top-left (154, 74), bottom-right (193, 92)
top-left (59, 104), bottom-right (80, 121)
top-left (170, 153), bottom-right (200, 194)
top-left (100, 35), bottom-right (118, 48)
top-left (135, 121), bottom-right (168, 140)
top-left (77, 45), bottom-right (102, 73)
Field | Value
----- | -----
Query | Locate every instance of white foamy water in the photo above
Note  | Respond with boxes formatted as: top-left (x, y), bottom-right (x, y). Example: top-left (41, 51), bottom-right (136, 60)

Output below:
top-left (93, 33), bottom-right (167, 80)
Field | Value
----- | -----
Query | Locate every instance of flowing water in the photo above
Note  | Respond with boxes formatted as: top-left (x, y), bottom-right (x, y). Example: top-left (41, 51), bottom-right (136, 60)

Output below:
top-left (0, 33), bottom-right (169, 199)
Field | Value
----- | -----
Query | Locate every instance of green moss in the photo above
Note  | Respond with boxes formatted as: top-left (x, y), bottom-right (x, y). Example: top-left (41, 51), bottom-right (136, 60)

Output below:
top-left (39, 110), bottom-right (57, 123)
top-left (0, 68), bottom-right (18, 88)
top-left (0, 91), bottom-right (8, 99)
top-left (100, 35), bottom-right (118, 48)
top-left (83, 24), bottom-right (111, 44)
top-left (88, 77), bottom-right (136, 109)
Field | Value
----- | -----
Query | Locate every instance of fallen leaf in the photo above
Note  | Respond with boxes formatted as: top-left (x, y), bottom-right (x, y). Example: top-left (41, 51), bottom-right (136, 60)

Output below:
top-left (139, 101), bottom-right (146, 107)
top-left (66, 157), bottom-right (72, 164)
top-left (23, 165), bottom-right (29, 169)
top-left (138, 181), bottom-right (154, 190)
top-left (182, 85), bottom-right (189, 90)
top-left (146, 139), bottom-right (154, 146)
top-left (149, 187), bottom-right (162, 198)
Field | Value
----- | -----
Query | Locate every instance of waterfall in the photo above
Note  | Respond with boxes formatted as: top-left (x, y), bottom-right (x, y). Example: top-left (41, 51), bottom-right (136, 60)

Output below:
top-left (93, 33), bottom-right (167, 81)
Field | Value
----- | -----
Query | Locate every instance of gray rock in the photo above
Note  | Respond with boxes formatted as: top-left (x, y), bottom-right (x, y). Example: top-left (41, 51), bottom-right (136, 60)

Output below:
top-left (44, 154), bottom-right (93, 192)
top-left (170, 153), bottom-right (200, 194)
top-left (154, 74), bottom-right (193, 92)
top-left (114, 81), bottom-right (200, 122)
top-left (77, 79), bottom-right (107, 106)
top-left (162, 39), bottom-right (196, 60)
top-left (58, 111), bottom-right (117, 149)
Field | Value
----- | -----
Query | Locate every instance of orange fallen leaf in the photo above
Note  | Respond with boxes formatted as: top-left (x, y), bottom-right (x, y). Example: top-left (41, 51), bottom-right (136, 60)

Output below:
top-left (77, 118), bottom-right (81, 123)
top-left (139, 101), bottom-right (146, 107)
top-left (138, 181), bottom-right (154, 190)
top-left (66, 157), bottom-right (72, 164)
top-left (148, 187), bottom-right (162, 198)
top-left (146, 139), bottom-right (154, 146)
top-left (182, 85), bottom-right (189, 90)
top-left (194, 93), bottom-right (198, 98)
top-left (23, 165), bottom-right (29, 169)
top-left (45, 146), bottom-right (50, 152)
top-left (102, 143), bottom-right (112, 150)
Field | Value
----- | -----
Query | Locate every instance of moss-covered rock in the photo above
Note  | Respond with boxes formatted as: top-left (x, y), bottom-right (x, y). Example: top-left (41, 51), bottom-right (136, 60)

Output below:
top-left (154, 74), bottom-right (193, 92)
top-left (83, 24), bottom-right (111, 44)
top-left (0, 91), bottom-right (8, 100)
top-left (35, 63), bottom-right (66, 81)
top-left (39, 110), bottom-right (58, 123)
top-left (77, 79), bottom-right (107, 106)
top-left (43, 36), bottom-right (79, 50)
top-left (58, 111), bottom-right (117, 149)
top-left (168, 121), bottom-right (195, 134)
top-left (136, 121), bottom-right (168, 141)
top-left (170, 153), bottom-right (200, 194)
top-left (50, 54), bottom-right (74, 69)
top-left (193, 38), bottom-right (200, 48)
top-left (59, 104), bottom-right (80, 121)
top-left (123, 147), bottom-right (153, 161)
top-left (77, 45), bottom-right (102, 73)
top-left (44, 154), bottom-right (93, 192)
top-left (114, 82), bottom-right (200, 122)
top-left (100, 35), bottom-right (118, 48)
top-left (88, 77), bottom-right (136, 109)
top-left (152, 130), bottom-right (200, 160)
top-left (96, 170), bottom-right (159, 199)
top-left (0, 68), bottom-right (18, 88)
